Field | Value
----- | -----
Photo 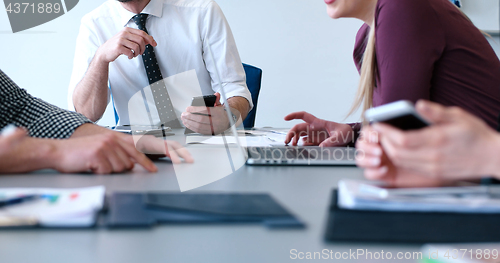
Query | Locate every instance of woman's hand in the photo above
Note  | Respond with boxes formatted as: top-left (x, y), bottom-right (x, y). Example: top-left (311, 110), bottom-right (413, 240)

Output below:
top-left (284, 112), bottom-right (355, 147)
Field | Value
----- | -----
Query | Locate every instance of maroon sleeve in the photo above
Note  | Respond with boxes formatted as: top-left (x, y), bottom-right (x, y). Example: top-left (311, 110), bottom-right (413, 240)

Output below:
top-left (372, 0), bottom-right (446, 106)
top-left (353, 24), bottom-right (369, 73)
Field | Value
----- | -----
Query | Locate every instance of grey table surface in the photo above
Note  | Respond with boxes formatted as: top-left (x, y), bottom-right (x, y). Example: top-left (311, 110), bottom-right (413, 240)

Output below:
top-left (0, 130), bottom-right (424, 263)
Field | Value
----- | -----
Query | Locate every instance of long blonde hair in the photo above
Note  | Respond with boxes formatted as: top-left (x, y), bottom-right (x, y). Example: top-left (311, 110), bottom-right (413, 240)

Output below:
top-left (348, 22), bottom-right (377, 117)
top-left (347, 2), bottom-right (482, 118)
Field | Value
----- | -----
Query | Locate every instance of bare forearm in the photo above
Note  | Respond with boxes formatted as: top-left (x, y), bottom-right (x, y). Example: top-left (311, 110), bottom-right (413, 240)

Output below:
top-left (0, 138), bottom-right (58, 173)
top-left (227, 96), bottom-right (250, 122)
top-left (0, 123), bottom-right (108, 172)
top-left (72, 54), bottom-right (110, 122)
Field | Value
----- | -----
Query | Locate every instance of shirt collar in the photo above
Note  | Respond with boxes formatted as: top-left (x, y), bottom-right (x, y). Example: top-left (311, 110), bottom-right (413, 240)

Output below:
top-left (141, 0), bottom-right (163, 18)
top-left (114, 0), bottom-right (164, 27)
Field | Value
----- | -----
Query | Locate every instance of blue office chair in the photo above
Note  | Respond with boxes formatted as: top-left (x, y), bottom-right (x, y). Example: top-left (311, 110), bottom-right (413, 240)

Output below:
top-left (242, 63), bottom-right (262, 128)
top-left (113, 63), bottom-right (262, 128)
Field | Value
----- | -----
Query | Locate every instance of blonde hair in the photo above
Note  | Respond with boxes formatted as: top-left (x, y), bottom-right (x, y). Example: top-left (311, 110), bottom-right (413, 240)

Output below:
top-left (348, 21), bottom-right (377, 117)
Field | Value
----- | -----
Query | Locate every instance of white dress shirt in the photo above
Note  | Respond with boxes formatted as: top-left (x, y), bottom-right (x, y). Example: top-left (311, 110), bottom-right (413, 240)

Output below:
top-left (68, 0), bottom-right (252, 126)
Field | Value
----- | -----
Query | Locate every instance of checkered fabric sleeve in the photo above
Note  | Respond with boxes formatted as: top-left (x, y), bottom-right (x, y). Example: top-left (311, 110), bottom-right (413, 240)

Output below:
top-left (0, 70), bottom-right (92, 139)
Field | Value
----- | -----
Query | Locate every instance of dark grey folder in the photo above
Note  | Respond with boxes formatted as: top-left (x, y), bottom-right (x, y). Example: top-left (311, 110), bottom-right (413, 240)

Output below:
top-left (325, 190), bottom-right (500, 243)
top-left (107, 193), bottom-right (305, 229)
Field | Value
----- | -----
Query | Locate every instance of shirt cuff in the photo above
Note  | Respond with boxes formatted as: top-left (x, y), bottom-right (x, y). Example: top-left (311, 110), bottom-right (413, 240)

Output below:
top-left (223, 84), bottom-right (254, 112)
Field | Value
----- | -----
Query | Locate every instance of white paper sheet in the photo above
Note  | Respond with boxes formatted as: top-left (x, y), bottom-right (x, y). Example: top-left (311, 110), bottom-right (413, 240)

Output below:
top-left (0, 186), bottom-right (105, 227)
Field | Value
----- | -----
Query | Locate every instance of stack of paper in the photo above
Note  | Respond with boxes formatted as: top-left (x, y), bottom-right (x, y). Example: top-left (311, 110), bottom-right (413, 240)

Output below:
top-left (338, 180), bottom-right (500, 213)
top-left (0, 186), bottom-right (105, 227)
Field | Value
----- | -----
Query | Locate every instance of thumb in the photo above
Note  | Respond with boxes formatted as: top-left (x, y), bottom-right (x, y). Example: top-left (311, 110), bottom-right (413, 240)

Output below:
top-left (415, 100), bottom-right (451, 124)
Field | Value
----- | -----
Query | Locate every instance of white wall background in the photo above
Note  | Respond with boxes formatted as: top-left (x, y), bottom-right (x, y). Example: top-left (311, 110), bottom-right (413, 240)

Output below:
top-left (0, 0), bottom-right (498, 128)
top-left (462, 0), bottom-right (499, 32)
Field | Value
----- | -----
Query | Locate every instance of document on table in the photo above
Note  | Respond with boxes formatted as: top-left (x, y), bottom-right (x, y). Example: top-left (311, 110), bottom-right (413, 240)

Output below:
top-left (338, 180), bottom-right (500, 213)
top-left (185, 129), bottom-right (304, 147)
top-left (0, 186), bottom-right (105, 227)
top-left (186, 135), bottom-right (276, 147)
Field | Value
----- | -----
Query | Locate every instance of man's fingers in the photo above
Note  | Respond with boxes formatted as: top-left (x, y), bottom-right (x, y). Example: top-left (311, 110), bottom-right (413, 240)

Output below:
top-left (126, 27), bottom-right (157, 47)
top-left (214, 93), bottom-right (222, 106)
top-left (113, 144), bottom-right (135, 171)
top-left (185, 106), bottom-right (211, 116)
top-left (118, 136), bottom-right (157, 172)
top-left (181, 112), bottom-right (212, 125)
top-left (121, 39), bottom-right (142, 58)
top-left (168, 141), bottom-right (194, 163)
top-left (118, 46), bottom-right (135, 59)
top-left (123, 33), bottom-right (147, 55)
top-left (182, 118), bottom-right (212, 135)
top-left (166, 143), bottom-right (182, 164)
top-left (89, 153), bottom-right (113, 174)
top-left (103, 146), bottom-right (129, 173)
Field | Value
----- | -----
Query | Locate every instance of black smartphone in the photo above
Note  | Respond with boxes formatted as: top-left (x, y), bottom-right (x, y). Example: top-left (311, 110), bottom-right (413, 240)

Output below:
top-left (364, 101), bottom-right (430, 131)
top-left (185, 95), bottom-right (217, 134)
top-left (191, 95), bottom-right (217, 107)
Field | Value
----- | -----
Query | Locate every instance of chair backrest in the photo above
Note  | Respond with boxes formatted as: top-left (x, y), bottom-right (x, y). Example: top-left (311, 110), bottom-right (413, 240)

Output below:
top-left (113, 93), bottom-right (119, 125)
top-left (242, 63), bottom-right (262, 128)
top-left (113, 63), bottom-right (263, 128)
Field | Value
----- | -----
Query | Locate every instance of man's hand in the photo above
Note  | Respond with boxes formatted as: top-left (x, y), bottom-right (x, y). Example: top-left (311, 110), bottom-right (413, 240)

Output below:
top-left (95, 27), bottom-right (157, 63)
top-left (51, 132), bottom-right (157, 174)
top-left (133, 134), bottom-right (194, 164)
top-left (73, 27), bottom-right (157, 122)
top-left (356, 100), bottom-right (500, 187)
top-left (284, 112), bottom-right (354, 147)
top-left (72, 124), bottom-right (193, 165)
top-left (181, 93), bottom-right (240, 135)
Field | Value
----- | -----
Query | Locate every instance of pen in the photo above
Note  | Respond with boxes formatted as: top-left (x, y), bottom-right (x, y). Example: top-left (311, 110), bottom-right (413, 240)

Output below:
top-left (0, 195), bottom-right (40, 208)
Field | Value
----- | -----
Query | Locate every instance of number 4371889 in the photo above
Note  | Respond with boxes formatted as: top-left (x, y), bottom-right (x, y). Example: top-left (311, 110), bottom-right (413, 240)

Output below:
top-left (6, 3), bottom-right (61, 14)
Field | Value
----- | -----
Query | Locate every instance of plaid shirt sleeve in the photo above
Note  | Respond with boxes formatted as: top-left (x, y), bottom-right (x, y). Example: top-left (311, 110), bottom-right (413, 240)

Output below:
top-left (0, 70), bottom-right (92, 139)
